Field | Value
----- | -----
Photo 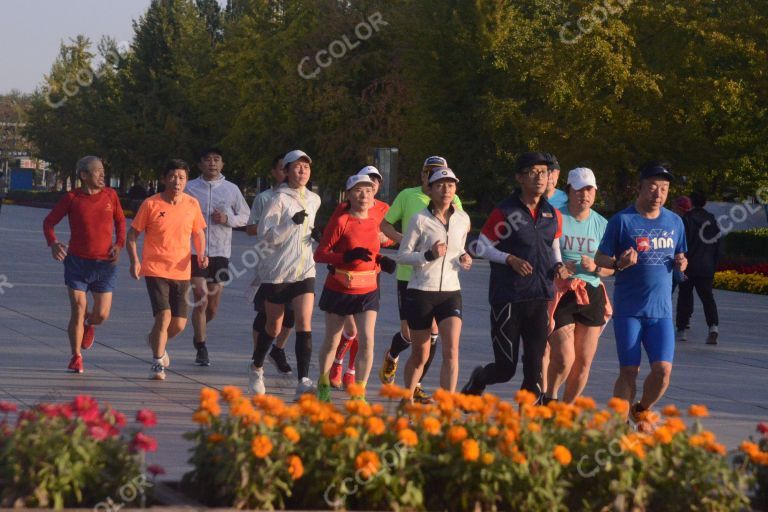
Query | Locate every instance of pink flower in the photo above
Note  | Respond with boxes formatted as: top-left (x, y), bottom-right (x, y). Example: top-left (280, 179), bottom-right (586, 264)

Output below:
top-left (758, 422), bottom-right (768, 435)
top-left (131, 432), bottom-right (158, 452)
top-left (38, 404), bottom-right (59, 418)
top-left (89, 425), bottom-right (109, 441)
top-left (58, 404), bottom-right (74, 420)
top-left (73, 395), bottom-right (98, 413)
top-left (111, 411), bottom-right (127, 428)
top-left (135, 409), bottom-right (157, 428)
top-left (147, 464), bottom-right (166, 476)
top-left (0, 402), bottom-right (17, 413)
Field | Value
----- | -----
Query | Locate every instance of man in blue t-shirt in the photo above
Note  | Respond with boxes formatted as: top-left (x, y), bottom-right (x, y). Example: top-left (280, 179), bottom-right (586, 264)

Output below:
top-left (595, 162), bottom-right (687, 426)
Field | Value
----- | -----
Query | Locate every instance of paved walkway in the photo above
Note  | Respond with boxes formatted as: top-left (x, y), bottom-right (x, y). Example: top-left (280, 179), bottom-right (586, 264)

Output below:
top-left (1, 204), bottom-right (766, 481)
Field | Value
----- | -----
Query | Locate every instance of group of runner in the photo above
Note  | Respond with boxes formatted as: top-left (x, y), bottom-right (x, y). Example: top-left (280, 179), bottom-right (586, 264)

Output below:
top-left (44, 148), bottom-right (690, 424)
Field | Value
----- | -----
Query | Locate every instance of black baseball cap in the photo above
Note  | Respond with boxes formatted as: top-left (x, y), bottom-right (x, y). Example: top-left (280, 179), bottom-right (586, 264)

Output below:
top-left (547, 153), bottom-right (560, 171)
top-left (639, 162), bottom-right (674, 181)
top-left (515, 151), bottom-right (550, 173)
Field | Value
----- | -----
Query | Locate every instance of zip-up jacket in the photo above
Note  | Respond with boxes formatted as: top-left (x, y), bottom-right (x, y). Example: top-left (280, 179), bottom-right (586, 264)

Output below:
top-left (259, 184), bottom-right (321, 284)
top-left (396, 203), bottom-right (471, 292)
top-left (480, 194), bottom-right (562, 305)
top-left (683, 207), bottom-right (721, 277)
top-left (185, 174), bottom-right (250, 258)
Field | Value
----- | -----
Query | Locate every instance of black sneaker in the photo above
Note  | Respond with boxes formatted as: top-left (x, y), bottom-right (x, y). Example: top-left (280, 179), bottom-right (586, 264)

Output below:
top-left (195, 346), bottom-right (210, 366)
top-left (269, 346), bottom-right (292, 374)
top-left (461, 366), bottom-right (486, 396)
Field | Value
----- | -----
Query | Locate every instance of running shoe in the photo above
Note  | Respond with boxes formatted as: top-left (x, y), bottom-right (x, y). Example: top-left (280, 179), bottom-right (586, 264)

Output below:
top-left (675, 328), bottom-right (688, 342)
top-left (268, 346), bottom-right (292, 374)
top-left (706, 327), bottom-right (719, 345)
top-left (629, 402), bottom-right (657, 433)
top-left (149, 363), bottom-right (166, 381)
top-left (413, 385), bottom-right (433, 404)
top-left (294, 377), bottom-right (315, 401)
top-left (342, 369), bottom-right (356, 389)
top-left (248, 364), bottom-right (265, 395)
top-left (461, 366), bottom-right (486, 396)
top-left (329, 361), bottom-right (344, 388)
top-left (81, 322), bottom-right (95, 350)
top-left (195, 346), bottom-right (210, 366)
top-left (379, 351), bottom-right (398, 384)
top-left (68, 354), bottom-right (84, 373)
top-left (317, 381), bottom-right (332, 403)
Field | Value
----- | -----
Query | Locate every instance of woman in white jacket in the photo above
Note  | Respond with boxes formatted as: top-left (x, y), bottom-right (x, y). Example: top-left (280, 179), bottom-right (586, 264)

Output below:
top-left (397, 167), bottom-right (472, 399)
top-left (248, 150), bottom-right (321, 399)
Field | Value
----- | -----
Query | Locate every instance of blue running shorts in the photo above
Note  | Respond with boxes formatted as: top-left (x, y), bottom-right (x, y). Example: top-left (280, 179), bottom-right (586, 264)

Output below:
top-left (613, 316), bottom-right (675, 367)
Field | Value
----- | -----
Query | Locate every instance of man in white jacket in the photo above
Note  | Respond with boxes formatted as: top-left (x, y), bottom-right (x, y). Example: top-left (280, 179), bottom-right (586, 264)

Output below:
top-left (185, 147), bottom-right (250, 366)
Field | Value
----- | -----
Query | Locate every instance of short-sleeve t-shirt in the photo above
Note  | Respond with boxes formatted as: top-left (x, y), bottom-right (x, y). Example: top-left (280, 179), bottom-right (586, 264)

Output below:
top-left (131, 193), bottom-right (207, 280)
top-left (548, 189), bottom-right (568, 209)
top-left (559, 207), bottom-right (608, 288)
top-left (598, 205), bottom-right (687, 318)
top-left (384, 186), bottom-right (463, 281)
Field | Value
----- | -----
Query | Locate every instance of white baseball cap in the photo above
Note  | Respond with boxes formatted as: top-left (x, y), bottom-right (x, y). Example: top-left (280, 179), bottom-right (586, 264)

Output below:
top-left (357, 165), bottom-right (382, 179)
top-left (345, 174), bottom-right (376, 191)
top-left (428, 166), bottom-right (459, 184)
top-left (282, 149), bottom-right (312, 167)
top-left (567, 167), bottom-right (597, 190)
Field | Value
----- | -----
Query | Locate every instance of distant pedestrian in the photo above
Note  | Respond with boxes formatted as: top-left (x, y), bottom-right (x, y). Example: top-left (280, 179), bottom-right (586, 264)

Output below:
top-left (545, 154), bottom-right (568, 209)
top-left (676, 191), bottom-right (721, 344)
top-left (0, 172), bottom-right (7, 215)
top-left (43, 156), bottom-right (126, 373)
top-left (126, 159), bottom-right (207, 381)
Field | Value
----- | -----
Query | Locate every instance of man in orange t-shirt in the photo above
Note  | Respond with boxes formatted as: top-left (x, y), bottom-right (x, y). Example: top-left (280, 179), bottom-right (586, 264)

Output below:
top-left (127, 159), bottom-right (208, 381)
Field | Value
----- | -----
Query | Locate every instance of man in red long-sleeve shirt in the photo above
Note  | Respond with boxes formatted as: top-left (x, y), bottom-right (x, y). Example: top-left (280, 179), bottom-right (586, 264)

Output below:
top-left (43, 156), bottom-right (126, 373)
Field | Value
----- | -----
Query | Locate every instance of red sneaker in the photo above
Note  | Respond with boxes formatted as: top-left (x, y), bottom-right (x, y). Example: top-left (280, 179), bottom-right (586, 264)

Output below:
top-left (329, 362), bottom-right (343, 388)
top-left (342, 369), bottom-right (356, 389)
top-left (68, 354), bottom-right (84, 373)
top-left (81, 322), bottom-right (95, 350)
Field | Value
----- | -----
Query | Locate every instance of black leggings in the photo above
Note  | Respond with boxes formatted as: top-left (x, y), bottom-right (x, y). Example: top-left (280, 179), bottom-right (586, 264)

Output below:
top-left (476, 300), bottom-right (549, 394)
top-left (676, 276), bottom-right (719, 329)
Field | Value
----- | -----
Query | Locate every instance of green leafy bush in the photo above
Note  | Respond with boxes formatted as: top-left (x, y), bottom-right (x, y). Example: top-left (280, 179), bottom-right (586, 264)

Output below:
top-left (724, 228), bottom-right (768, 259)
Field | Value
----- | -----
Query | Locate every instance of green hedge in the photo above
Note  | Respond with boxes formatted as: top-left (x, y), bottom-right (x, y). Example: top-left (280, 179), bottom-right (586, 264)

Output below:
top-left (724, 228), bottom-right (768, 259)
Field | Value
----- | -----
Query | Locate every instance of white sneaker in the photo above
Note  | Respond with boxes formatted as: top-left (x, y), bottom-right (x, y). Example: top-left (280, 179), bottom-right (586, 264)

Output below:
top-left (294, 377), bottom-right (315, 401)
top-left (160, 351), bottom-right (170, 368)
top-left (706, 326), bottom-right (719, 345)
top-left (676, 329), bottom-right (688, 341)
top-left (150, 363), bottom-right (166, 380)
top-left (248, 364), bottom-right (265, 395)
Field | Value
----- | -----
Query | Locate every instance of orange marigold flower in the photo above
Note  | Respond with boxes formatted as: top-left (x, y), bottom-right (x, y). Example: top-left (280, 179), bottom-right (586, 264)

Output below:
top-left (527, 422), bottom-right (541, 433)
top-left (700, 430), bottom-right (717, 444)
top-left (221, 385), bottom-right (242, 403)
top-left (688, 404), bottom-right (709, 418)
top-left (346, 382), bottom-right (365, 399)
top-left (555, 414), bottom-right (574, 429)
top-left (662, 404), bottom-right (680, 417)
top-left (515, 390), bottom-right (537, 406)
top-left (380, 383), bottom-right (406, 400)
top-left (608, 397), bottom-right (630, 416)
top-left (553, 445), bottom-right (572, 465)
top-left (398, 428), bottom-right (418, 447)
top-left (199, 387), bottom-right (220, 404)
top-left (371, 404), bottom-right (385, 415)
top-left (447, 425), bottom-right (468, 444)
top-left (481, 452), bottom-right (495, 465)
top-left (653, 426), bottom-right (674, 445)
top-left (282, 426), bottom-right (300, 444)
top-left (620, 434), bottom-right (646, 459)
top-left (366, 416), bottom-right (386, 436)
top-left (512, 451), bottom-right (527, 464)
top-left (263, 415), bottom-right (277, 428)
top-left (487, 426), bottom-right (499, 437)
top-left (462, 439), bottom-right (480, 462)
top-left (422, 416), bottom-right (442, 436)
top-left (355, 450), bottom-right (381, 479)
top-left (707, 442), bottom-right (726, 456)
top-left (740, 441), bottom-right (760, 456)
top-left (751, 451), bottom-right (768, 465)
top-left (192, 410), bottom-right (211, 425)
top-left (345, 427), bottom-right (360, 439)
top-left (664, 417), bottom-right (687, 434)
top-left (347, 414), bottom-right (364, 426)
top-left (251, 435), bottom-right (273, 458)
top-left (207, 433), bottom-right (225, 443)
top-left (574, 396), bottom-right (596, 410)
top-left (394, 416), bottom-right (410, 431)
top-left (689, 434), bottom-right (707, 448)
top-left (230, 398), bottom-right (254, 417)
top-left (322, 422), bottom-right (342, 438)
top-left (287, 455), bottom-right (304, 480)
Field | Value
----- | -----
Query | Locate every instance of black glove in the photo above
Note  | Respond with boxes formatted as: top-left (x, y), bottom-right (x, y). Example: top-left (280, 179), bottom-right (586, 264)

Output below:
top-left (292, 210), bottom-right (308, 225)
top-left (311, 227), bottom-right (323, 242)
top-left (343, 247), bottom-right (372, 263)
top-left (378, 255), bottom-right (396, 274)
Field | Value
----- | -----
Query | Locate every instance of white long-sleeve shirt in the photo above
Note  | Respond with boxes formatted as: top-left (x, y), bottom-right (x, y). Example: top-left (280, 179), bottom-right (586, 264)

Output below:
top-left (185, 174), bottom-right (250, 258)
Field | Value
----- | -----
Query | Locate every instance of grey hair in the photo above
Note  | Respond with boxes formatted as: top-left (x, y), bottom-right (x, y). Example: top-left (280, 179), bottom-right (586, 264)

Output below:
top-left (76, 156), bottom-right (102, 175)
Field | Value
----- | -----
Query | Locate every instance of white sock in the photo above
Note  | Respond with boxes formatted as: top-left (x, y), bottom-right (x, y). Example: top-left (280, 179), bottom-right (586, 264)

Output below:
top-left (710, 325), bottom-right (719, 333)
top-left (153, 356), bottom-right (163, 365)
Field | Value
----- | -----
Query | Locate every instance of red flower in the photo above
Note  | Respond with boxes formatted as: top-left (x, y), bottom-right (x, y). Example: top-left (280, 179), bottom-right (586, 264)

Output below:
top-left (0, 402), bottom-right (18, 413)
top-left (136, 409), bottom-right (157, 428)
top-left (58, 404), bottom-right (74, 419)
top-left (758, 422), bottom-right (768, 435)
top-left (38, 404), bottom-right (59, 418)
top-left (147, 464), bottom-right (166, 476)
top-left (111, 411), bottom-right (127, 427)
top-left (73, 395), bottom-right (98, 412)
top-left (89, 425), bottom-right (109, 441)
top-left (131, 432), bottom-right (158, 452)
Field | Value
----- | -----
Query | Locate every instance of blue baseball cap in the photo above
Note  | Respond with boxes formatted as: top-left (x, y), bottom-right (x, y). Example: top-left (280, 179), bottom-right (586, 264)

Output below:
top-left (423, 156), bottom-right (448, 168)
